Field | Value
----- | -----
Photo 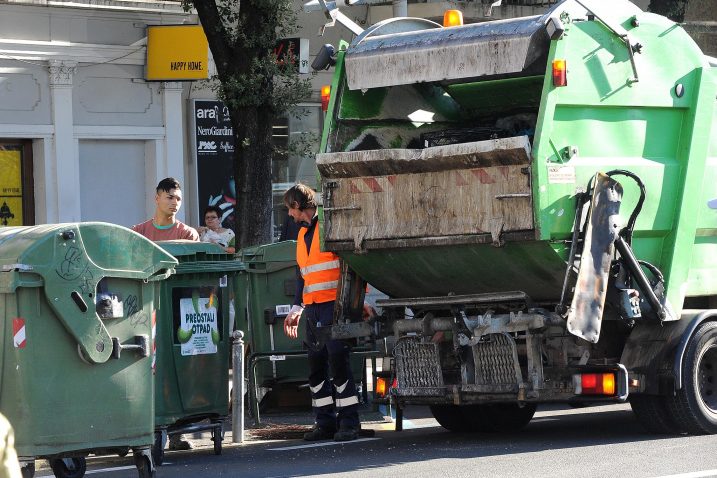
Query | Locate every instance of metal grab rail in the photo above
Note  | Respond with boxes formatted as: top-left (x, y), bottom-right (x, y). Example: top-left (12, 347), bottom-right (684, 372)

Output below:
top-left (247, 348), bottom-right (381, 423)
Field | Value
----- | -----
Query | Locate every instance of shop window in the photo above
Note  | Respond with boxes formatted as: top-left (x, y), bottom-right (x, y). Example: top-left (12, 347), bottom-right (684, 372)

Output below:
top-left (270, 105), bottom-right (322, 241)
top-left (0, 141), bottom-right (33, 226)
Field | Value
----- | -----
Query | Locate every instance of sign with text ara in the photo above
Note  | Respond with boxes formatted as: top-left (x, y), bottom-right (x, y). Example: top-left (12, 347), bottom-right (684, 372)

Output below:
top-left (193, 100), bottom-right (236, 231)
top-left (146, 25), bottom-right (208, 81)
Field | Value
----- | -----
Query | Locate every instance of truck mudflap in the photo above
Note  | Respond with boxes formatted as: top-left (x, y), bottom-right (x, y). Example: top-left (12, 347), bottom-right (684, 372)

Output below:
top-left (566, 173), bottom-right (623, 343)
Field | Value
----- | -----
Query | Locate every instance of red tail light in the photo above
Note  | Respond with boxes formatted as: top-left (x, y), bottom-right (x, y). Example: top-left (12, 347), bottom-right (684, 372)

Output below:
top-left (574, 373), bottom-right (616, 395)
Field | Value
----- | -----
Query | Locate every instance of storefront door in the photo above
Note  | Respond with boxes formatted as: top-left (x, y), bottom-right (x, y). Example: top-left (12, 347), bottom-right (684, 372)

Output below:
top-left (0, 141), bottom-right (33, 226)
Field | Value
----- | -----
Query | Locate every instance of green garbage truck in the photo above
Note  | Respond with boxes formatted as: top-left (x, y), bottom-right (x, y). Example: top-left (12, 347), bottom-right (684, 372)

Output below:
top-left (309, 0), bottom-right (717, 434)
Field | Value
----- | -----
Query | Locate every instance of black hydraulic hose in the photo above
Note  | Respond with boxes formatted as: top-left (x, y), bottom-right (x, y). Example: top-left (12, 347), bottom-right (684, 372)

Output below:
top-left (606, 169), bottom-right (646, 245)
top-left (637, 259), bottom-right (665, 284)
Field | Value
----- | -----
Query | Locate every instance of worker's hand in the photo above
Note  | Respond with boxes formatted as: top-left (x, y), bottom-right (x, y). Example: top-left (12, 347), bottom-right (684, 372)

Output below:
top-left (362, 303), bottom-right (376, 322)
top-left (284, 305), bottom-right (304, 339)
top-left (197, 226), bottom-right (208, 235)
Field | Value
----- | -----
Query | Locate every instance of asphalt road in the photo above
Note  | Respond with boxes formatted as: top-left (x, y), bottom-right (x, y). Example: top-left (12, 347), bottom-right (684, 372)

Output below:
top-left (35, 403), bottom-right (717, 478)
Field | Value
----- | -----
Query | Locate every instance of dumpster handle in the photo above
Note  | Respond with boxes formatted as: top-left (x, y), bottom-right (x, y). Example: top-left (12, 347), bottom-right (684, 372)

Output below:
top-left (111, 335), bottom-right (150, 359)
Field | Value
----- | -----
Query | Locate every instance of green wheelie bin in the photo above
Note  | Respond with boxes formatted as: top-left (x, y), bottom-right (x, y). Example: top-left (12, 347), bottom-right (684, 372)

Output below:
top-left (238, 241), bottom-right (309, 411)
top-left (0, 223), bottom-right (177, 478)
top-left (151, 241), bottom-right (243, 466)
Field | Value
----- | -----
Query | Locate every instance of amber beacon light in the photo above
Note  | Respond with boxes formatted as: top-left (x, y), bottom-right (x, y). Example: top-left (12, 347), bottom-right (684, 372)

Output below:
top-left (552, 59), bottom-right (567, 86)
top-left (321, 85), bottom-right (331, 112)
top-left (443, 10), bottom-right (464, 27)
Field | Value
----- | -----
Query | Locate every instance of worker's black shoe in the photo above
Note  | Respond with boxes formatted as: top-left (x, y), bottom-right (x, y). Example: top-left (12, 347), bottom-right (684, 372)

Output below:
top-left (303, 426), bottom-right (336, 441)
top-left (333, 426), bottom-right (359, 442)
top-left (167, 435), bottom-right (193, 451)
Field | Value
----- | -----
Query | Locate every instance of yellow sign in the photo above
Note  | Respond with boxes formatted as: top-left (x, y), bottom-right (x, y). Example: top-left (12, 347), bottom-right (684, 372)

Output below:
top-left (146, 25), bottom-right (209, 81)
top-left (0, 150), bottom-right (23, 226)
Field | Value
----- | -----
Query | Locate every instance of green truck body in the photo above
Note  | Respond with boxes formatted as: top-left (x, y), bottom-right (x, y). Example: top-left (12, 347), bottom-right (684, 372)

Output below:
top-left (314, 0), bottom-right (717, 434)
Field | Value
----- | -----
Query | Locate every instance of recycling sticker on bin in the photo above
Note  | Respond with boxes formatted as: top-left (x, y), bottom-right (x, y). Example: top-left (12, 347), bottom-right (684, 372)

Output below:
top-left (177, 291), bottom-right (220, 356)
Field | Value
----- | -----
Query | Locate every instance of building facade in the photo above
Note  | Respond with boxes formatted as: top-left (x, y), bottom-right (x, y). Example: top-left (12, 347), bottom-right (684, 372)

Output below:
top-left (0, 0), bottom-right (675, 237)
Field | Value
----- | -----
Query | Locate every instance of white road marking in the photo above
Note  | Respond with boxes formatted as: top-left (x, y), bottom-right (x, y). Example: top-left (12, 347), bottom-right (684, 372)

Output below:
top-left (37, 465), bottom-right (136, 477)
top-left (651, 471), bottom-right (717, 478)
top-left (85, 466), bottom-right (137, 475)
top-left (268, 437), bottom-right (380, 451)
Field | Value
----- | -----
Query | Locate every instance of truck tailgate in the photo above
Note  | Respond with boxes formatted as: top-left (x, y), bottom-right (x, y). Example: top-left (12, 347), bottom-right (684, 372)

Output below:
top-left (318, 136), bottom-right (534, 252)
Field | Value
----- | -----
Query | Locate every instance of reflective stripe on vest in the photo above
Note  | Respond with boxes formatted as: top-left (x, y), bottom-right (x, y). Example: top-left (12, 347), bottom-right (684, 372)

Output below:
top-left (297, 223), bottom-right (340, 304)
top-left (304, 280), bottom-right (339, 294)
top-left (301, 259), bottom-right (340, 276)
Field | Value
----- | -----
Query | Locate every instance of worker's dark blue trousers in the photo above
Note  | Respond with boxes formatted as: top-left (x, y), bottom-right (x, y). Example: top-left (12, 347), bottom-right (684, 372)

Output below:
top-left (303, 301), bottom-right (360, 431)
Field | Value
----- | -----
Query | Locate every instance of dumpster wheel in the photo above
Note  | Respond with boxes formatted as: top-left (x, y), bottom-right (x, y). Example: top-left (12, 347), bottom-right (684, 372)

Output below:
top-left (49, 457), bottom-right (86, 478)
top-left (20, 462), bottom-right (35, 478)
top-left (133, 448), bottom-right (155, 478)
top-left (151, 430), bottom-right (166, 466)
top-left (211, 422), bottom-right (224, 455)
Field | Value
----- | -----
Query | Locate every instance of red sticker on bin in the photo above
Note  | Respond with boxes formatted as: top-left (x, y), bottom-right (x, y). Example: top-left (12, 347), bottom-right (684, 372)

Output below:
top-left (13, 318), bottom-right (26, 348)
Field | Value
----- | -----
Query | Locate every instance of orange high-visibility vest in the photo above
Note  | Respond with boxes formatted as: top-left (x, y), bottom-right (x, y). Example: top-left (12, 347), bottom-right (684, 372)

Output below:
top-left (297, 224), bottom-right (340, 304)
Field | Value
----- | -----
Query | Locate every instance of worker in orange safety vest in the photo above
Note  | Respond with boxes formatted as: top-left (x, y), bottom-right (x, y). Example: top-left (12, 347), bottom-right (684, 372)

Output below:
top-left (282, 184), bottom-right (370, 442)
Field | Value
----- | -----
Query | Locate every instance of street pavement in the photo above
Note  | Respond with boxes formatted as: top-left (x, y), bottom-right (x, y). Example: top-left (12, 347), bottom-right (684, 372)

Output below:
top-left (32, 402), bottom-right (717, 478)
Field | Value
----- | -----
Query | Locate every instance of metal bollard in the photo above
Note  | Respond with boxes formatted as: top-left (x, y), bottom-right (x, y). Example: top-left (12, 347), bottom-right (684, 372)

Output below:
top-left (232, 330), bottom-right (245, 444)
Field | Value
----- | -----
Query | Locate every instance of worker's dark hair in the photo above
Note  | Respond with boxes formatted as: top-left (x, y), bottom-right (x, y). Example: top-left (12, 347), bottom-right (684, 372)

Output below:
top-left (156, 177), bottom-right (181, 194)
top-left (283, 183), bottom-right (317, 210)
top-left (203, 205), bottom-right (223, 218)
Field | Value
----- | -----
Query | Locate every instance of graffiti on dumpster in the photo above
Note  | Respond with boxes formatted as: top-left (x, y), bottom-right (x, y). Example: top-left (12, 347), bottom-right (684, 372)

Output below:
top-left (124, 294), bottom-right (148, 329)
top-left (56, 246), bottom-right (88, 281)
top-left (77, 269), bottom-right (94, 295)
top-left (130, 310), bottom-right (149, 329)
top-left (125, 294), bottom-right (139, 317)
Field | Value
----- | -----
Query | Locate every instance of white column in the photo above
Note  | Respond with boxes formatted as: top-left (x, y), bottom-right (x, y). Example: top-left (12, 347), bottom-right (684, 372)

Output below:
top-left (161, 81), bottom-right (187, 222)
top-left (32, 137), bottom-right (56, 223)
top-left (49, 60), bottom-right (79, 223)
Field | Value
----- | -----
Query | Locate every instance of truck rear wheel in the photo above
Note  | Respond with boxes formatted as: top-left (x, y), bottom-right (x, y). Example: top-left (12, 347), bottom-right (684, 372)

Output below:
top-left (429, 404), bottom-right (476, 432)
top-left (430, 403), bottom-right (535, 433)
top-left (479, 403), bottom-right (536, 432)
top-left (667, 321), bottom-right (717, 434)
top-left (630, 395), bottom-right (683, 434)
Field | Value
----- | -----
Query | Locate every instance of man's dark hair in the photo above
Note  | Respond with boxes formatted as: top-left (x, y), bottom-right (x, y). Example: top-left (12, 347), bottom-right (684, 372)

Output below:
top-left (283, 183), bottom-right (317, 210)
top-left (203, 205), bottom-right (223, 219)
top-left (156, 177), bottom-right (181, 194)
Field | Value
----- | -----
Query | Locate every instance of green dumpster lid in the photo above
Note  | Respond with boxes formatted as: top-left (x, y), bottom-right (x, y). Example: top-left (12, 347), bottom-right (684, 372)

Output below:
top-left (0, 223), bottom-right (177, 292)
top-left (239, 240), bottom-right (296, 274)
top-left (240, 240), bottom-right (296, 263)
top-left (157, 240), bottom-right (245, 274)
top-left (0, 223), bottom-right (178, 365)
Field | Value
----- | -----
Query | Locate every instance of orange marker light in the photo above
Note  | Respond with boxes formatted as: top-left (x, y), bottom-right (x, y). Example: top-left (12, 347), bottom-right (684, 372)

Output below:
top-left (321, 85), bottom-right (331, 112)
top-left (443, 10), bottom-right (464, 27)
top-left (552, 59), bottom-right (567, 87)
top-left (575, 373), bottom-right (617, 395)
top-left (375, 377), bottom-right (388, 398)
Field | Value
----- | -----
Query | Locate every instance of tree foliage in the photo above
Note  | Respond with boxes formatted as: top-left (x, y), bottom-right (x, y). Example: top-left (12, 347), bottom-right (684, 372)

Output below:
top-left (648, 0), bottom-right (689, 22)
top-left (187, 0), bottom-right (312, 248)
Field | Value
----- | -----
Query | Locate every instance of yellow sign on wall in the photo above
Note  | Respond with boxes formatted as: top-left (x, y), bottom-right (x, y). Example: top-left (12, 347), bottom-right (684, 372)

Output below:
top-left (146, 25), bottom-right (209, 81)
top-left (0, 150), bottom-right (23, 226)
